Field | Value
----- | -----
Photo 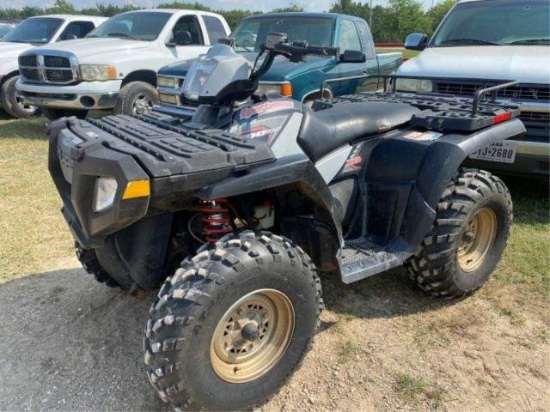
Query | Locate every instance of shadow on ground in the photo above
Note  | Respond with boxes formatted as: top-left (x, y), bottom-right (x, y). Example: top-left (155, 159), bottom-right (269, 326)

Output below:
top-left (0, 268), bottom-right (170, 412)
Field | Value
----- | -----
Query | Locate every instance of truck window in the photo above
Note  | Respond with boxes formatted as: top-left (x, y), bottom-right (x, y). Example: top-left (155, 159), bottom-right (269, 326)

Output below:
top-left (232, 16), bottom-right (334, 52)
top-left (338, 19), bottom-right (361, 52)
top-left (172, 15), bottom-right (203, 45)
top-left (355, 20), bottom-right (375, 60)
top-left (432, 0), bottom-right (550, 46)
top-left (2, 17), bottom-right (62, 44)
top-left (87, 11), bottom-right (171, 41)
top-left (58, 21), bottom-right (96, 40)
top-left (203, 15), bottom-right (226, 44)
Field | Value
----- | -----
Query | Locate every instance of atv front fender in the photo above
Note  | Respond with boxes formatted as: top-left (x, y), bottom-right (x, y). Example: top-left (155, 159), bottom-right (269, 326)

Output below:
top-left (196, 154), bottom-right (344, 242)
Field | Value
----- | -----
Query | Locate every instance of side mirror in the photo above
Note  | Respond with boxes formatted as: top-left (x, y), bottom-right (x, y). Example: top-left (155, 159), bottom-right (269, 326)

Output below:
top-left (168, 30), bottom-right (192, 46)
top-left (340, 50), bottom-right (366, 63)
top-left (59, 33), bottom-right (78, 41)
top-left (404, 33), bottom-right (429, 51)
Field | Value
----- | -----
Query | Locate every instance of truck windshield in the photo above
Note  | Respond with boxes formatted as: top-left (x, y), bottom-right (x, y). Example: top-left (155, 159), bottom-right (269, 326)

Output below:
top-left (1, 18), bottom-right (62, 44)
top-left (87, 11), bottom-right (171, 41)
top-left (231, 16), bottom-right (334, 52)
top-left (432, 0), bottom-right (549, 47)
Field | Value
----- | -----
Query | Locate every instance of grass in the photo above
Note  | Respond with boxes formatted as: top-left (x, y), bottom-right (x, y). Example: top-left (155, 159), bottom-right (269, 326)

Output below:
top-left (396, 373), bottom-right (447, 407)
top-left (0, 113), bottom-right (74, 280)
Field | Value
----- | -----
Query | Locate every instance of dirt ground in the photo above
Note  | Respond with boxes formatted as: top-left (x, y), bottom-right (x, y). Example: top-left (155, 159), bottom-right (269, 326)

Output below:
top-left (0, 255), bottom-right (547, 411)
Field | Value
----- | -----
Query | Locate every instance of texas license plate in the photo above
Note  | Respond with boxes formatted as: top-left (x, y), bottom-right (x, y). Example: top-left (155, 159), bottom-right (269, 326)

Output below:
top-left (469, 141), bottom-right (517, 164)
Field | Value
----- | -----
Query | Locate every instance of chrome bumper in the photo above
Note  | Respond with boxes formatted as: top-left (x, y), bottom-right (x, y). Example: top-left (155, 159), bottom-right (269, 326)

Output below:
top-left (18, 90), bottom-right (118, 110)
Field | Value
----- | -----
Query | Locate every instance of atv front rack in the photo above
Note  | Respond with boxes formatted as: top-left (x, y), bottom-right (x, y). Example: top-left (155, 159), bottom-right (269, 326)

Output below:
top-left (319, 76), bottom-right (520, 132)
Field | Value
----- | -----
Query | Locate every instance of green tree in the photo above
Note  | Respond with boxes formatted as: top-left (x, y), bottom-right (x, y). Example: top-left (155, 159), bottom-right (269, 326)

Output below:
top-left (45, 0), bottom-right (76, 14)
top-left (157, 1), bottom-right (211, 11)
top-left (388, 0), bottom-right (430, 42)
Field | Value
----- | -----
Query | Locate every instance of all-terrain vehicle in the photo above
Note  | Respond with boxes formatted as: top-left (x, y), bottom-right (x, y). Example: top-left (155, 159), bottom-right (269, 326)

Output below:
top-left (47, 34), bottom-right (524, 411)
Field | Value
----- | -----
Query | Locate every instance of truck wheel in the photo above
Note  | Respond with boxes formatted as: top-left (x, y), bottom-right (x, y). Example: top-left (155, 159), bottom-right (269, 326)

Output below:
top-left (42, 108), bottom-right (88, 121)
top-left (405, 169), bottom-right (512, 299)
top-left (114, 81), bottom-right (158, 116)
top-left (76, 246), bottom-right (119, 288)
top-left (144, 231), bottom-right (322, 411)
top-left (0, 75), bottom-right (39, 118)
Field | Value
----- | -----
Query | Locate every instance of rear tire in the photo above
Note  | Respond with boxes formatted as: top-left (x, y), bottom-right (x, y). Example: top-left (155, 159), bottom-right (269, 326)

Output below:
top-left (42, 107), bottom-right (88, 121)
top-left (114, 81), bottom-right (158, 116)
top-left (144, 231), bottom-right (322, 411)
top-left (405, 168), bottom-right (512, 298)
top-left (76, 246), bottom-right (120, 288)
top-left (0, 75), bottom-right (39, 118)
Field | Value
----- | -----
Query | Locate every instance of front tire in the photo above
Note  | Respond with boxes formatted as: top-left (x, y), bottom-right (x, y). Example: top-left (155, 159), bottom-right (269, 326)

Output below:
top-left (0, 75), bottom-right (39, 118)
top-left (114, 81), bottom-right (158, 116)
top-left (405, 169), bottom-right (512, 298)
top-left (144, 231), bottom-right (322, 411)
top-left (76, 246), bottom-right (119, 288)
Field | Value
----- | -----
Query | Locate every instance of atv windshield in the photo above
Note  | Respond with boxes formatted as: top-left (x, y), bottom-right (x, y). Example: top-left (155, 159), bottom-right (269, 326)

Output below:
top-left (86, 11), bottom-right (171, 41)
top-left (231, 16), bottom-right (334, 52)
top-left (1, 17), bottom-right (62, 44)
top-left (431, 0), bottom-right (550, 47)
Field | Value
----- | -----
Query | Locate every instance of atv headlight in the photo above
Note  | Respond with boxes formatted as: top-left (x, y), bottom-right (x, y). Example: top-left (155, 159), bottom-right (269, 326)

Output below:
top-left (256, 82), bottom-right (293, 97)
top-left (157, 75), bottom-right (179, 88)
top-left (80, 65), bottom-right (117, 81)
top-left (93, 177), bottom-right (118, 213)
top-left (395, 78), bottom-right (433, 93)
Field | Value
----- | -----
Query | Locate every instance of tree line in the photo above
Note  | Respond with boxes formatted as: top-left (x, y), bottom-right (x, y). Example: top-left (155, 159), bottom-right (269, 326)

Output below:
top-left (0, 0), bottom-right (457, 42)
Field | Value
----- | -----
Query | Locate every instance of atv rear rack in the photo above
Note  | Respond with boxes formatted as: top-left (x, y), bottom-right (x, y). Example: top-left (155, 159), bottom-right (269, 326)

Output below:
top-left (319, 75), bottom-right (520, 132)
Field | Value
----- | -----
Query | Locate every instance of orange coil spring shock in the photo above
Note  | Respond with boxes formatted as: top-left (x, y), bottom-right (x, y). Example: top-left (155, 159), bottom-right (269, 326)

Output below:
top-left (200, 199), bottom-right (233, 243)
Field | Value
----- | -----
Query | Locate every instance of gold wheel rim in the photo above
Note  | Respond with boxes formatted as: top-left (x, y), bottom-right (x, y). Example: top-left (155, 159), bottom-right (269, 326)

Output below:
top-left (210, 289), bottom-right (295, 384)
top-left (458, 208), bottom-right (497, 272)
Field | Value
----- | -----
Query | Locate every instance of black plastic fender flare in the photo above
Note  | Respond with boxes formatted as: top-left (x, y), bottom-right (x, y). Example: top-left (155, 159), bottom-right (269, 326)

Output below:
top-left (196, 154), bottom-right (344, 242)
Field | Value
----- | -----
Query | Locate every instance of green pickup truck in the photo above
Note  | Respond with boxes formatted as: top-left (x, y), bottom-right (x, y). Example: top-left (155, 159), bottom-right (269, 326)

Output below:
top-left (155, 12), bottom-right (402, 115)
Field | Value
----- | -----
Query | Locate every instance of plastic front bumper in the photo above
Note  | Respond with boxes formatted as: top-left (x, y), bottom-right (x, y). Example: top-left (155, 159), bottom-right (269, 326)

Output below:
top-left (47, 118), bottom-right (150, 248)
top-left (17, 79), bottom-right (122, 110)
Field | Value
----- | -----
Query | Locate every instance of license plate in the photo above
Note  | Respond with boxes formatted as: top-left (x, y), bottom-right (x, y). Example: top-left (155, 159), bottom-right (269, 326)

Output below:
top-left (469, 141), bottom-right (517, 164)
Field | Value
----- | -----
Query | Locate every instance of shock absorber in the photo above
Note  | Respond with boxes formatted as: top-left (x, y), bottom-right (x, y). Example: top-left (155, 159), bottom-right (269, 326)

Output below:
top-left (200, 199), bottom-right (233, 243)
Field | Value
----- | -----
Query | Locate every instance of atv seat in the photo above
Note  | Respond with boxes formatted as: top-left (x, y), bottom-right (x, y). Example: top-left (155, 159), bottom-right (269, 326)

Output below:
top-left (298, 102), bottom-right (420, 162)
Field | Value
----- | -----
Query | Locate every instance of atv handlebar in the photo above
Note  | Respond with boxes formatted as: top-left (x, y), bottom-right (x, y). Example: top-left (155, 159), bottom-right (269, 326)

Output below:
top-left (251, 39), bottom-right (339, 80)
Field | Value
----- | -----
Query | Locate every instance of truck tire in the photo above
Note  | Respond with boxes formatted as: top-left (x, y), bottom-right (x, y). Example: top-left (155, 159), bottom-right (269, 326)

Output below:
top-left (144, 231), bottom-right (322, 411)
top-left (42, 107), bottom-right (88, 121)
top-left (76, 246), bottom-right (120, 288)
top-left (114, 81), bottom-right (158, 116)
top-left (405, 169), bottom-right (512, 299)
top-left (0, 75), bottom-right (39, 118)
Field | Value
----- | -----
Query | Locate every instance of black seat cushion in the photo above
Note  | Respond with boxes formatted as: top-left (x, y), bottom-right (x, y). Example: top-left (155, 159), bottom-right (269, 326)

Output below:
top-left (298, 102), bottom-right (421, 162)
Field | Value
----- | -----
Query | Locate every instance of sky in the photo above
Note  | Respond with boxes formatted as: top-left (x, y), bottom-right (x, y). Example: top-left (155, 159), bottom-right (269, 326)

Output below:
top-left (0, 0), bottom-right (443, 13)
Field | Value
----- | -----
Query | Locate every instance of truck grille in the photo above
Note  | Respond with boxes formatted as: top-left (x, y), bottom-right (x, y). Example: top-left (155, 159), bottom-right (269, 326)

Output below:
top-left (19, 52), bottom-right (78, 85)
top-left (435, 81), bottom-right (549, 142)
top-left (436, 82), bottom-right (550, 101)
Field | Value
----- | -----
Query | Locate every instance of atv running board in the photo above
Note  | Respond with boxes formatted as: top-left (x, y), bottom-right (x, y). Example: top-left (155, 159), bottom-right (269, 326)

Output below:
top-left (337, 240), bottom-right (408, 284)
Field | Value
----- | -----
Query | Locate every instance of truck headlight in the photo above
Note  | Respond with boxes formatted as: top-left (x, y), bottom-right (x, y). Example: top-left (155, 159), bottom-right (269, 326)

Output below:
top-left (93, 177), bottom-right (118, 213)
top-left (80, 65), bottom-right (117, 81)
top-left (256, 82), bottom-right (293, 97)
top-left (157, 76), bottom-right (179, 88)
top-left (395, 78), bottom-right (433, 93)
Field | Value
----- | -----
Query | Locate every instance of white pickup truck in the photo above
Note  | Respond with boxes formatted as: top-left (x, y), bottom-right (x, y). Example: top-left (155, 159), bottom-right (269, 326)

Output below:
top-left (16, 9), bottom-right (230, 120)
top-left (0, 14), bottom-right (106, 118)
top-left (396, 0), bottom-right (549, 177)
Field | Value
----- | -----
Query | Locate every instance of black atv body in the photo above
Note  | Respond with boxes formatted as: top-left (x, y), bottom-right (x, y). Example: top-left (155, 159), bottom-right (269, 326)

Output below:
top-left (47, 90), bottom-right (524, 292)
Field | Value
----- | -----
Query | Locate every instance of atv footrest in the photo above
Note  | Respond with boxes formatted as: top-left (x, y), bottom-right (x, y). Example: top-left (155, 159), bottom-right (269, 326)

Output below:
top-left (337, 240), bottom-right (402, 284)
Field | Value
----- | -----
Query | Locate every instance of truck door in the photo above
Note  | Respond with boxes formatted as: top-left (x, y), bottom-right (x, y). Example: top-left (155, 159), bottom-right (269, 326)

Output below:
top-left (331, 19), bottom-right (366, 96)
top-left (168, 15), bottom-right (210, 59)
